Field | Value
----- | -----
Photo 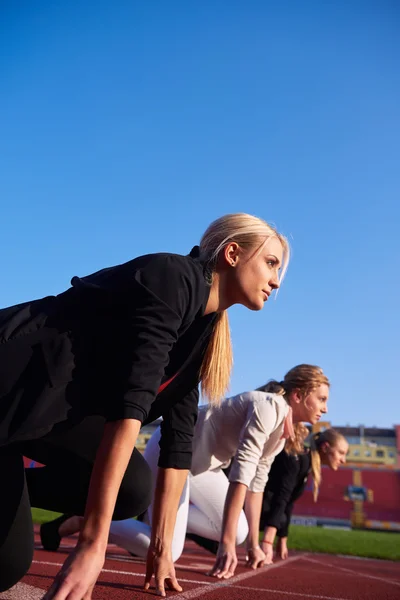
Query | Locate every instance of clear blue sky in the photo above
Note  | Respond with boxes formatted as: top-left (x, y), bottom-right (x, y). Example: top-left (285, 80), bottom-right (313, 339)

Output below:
top-left (1, 1), bottom-right (399, 428)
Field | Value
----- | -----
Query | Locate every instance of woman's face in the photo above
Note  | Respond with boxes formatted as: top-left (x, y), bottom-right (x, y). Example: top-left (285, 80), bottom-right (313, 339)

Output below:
top-left (321, 438), bottom-right (349, 470)
top-left (224, 237), bottom-right (284, 311)
top-left (300, 384), bottom-right (330, 424)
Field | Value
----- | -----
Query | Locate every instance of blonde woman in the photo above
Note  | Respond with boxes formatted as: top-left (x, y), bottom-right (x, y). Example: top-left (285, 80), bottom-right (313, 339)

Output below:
top-left (0, 213), bottom-right (289, 598)
top-left (106, 364), bottom-right (329, 580)
top-left (261, 428), bottom-right (348, 561)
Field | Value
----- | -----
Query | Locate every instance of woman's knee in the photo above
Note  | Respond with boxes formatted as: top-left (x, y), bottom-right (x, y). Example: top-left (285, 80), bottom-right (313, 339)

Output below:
top-left (171, 544), bottom-right (184, 563)
top-left (0, 541), bottom-right (33, 592)
top-left (0, 451), bottom-right (34, 591)
top-left (113, 450), bottom-right (153, 520)
top-left (236, 515), bottom-right (249, 546)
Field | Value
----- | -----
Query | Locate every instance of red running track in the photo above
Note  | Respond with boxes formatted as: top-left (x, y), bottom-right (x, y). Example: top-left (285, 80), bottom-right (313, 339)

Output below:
top-left (1, 526), bottom-right (399, 599)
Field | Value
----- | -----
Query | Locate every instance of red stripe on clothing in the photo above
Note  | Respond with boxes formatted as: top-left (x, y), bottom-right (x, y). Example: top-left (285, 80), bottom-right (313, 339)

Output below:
top-left (158, 375), bottom-right (176, 394)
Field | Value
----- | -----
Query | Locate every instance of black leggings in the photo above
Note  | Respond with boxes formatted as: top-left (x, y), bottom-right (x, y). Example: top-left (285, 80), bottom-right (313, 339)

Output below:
top-left (0, 416), bottom-right (152, 592)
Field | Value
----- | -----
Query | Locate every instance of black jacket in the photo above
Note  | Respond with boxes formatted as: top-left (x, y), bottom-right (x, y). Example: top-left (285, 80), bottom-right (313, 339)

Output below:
top-left (0, 247), bottom-right (215, 469)
top-left (261, 449), bottom-right (311, 537)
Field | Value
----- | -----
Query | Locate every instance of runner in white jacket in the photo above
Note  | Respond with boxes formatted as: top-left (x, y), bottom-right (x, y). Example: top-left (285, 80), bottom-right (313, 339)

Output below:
top-left (109, 364), bottom-right (330, 579)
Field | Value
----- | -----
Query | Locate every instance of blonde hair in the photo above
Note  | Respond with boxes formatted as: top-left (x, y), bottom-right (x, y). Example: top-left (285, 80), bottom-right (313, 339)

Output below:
top-left (259, 364), bottom-right (330, 455)
top-left (310, 428), bottom-right (346, 502)
top-left (199, 213), bottom-right (290, 406)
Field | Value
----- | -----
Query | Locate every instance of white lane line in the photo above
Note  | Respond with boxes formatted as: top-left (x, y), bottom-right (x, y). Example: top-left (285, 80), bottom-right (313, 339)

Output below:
top-left (31, 560), bottom-right (212, 586)
top-left (176, 564), bottom-right (215, 573)
top-left (336, 554), bottom-right (399, 564)
top-left (180, 552), bottom-right (225, 560)
top-left (304, 556), bottom-right (400, 587)
top-left (230, 585), bottom-right (350, 600)
top-left (36, 546), bottom-right (216, 565)
top-left (177, 554), bottom-right (305, 599)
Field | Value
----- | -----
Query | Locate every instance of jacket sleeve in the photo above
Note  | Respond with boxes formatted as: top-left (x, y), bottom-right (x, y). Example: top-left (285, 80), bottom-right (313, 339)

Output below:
top-left (262, 453), bottom-right (300, 530)
top-left (277, 468), bottom-right (310, 537)
top-left (249, 440), bottom-right (285, 493)
top-left (158, 386), bottom-right (199, 470)
top-left (104, 255), bottom-right (203, 423)
top-left (277, 501), bottom-right (294, 538)
top-left (228, 393), bottom-right (280, 491)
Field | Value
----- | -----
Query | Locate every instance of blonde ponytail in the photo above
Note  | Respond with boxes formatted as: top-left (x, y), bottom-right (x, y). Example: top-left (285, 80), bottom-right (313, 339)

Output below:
top-left (200, 310), bottom-right (233, 406)
top-left (310, 438), bottom-right (322, 502)
top-left (286, 422), bottom-right (309, 456)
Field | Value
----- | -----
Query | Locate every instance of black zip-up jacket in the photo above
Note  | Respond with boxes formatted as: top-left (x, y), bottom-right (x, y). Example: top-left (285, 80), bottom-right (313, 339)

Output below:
top-left (0, 247), bottom-right (215, 469)
top-left (261, 449), bottom-right (311, 537)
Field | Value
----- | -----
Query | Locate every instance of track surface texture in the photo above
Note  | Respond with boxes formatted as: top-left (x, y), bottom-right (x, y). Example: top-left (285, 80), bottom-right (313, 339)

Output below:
top-left (1, 526), bottom-right (399, 599)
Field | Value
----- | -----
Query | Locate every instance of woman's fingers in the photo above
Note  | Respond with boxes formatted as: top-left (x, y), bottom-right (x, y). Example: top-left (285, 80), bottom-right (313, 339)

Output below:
top-left (208, 556), bottom-right (224, 577)
top-left (280, 547), bottom-right (289, 560)
top-left (165, 576), bottom-right (183, 592)
top-left (42, 578), bottom-right (62, 600)
top-left (144, 561), bottom-right (154, 591)
top-left (209, 555), bottom-right (230, 577)
top-left (41, 542), bottom-right (104, 600)
top-left (83, 584), bottom-right (94, 599)
top-left (42, 580), bottom-right (88, 600)
top-left (208, 554), bottom-right (237, 579)
top-left (144, 551), bottom-right (183, 596)
top-left (155, 577), bottom-right (166, 598)
top-left (154, 574), bottom-right (183, 597)
top-left (42, 571), bottom-right (74, 599)
top-left (245, 547), bottom-right (266, 570)
top-left (224, 557), bottom-right (237, 578)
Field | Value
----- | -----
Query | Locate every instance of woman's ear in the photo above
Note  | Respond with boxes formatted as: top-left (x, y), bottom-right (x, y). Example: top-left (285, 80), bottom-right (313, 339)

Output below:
top-left (290, 388), bottom-right (302, 405)
top-left (224, 242), bottom-right (241, 267)
top-left (321, 442), bottom-right (330, 454)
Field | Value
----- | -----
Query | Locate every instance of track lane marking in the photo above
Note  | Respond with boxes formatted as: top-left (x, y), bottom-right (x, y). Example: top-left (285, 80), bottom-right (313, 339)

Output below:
top-left (31, 560), bottom-right (212, 586)
top-left (230, 584), bottom-right (350, 600)
top-left (177, 554), bottom-right (305, 599)
top-left (304, 556), bottom-right (400, 587)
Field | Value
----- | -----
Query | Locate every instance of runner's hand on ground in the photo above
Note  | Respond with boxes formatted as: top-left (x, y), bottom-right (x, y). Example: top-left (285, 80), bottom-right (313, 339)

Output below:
top-left (41, 542), bottom-right (105, 600)
top-left (276, 537), bottom-right (289, 560)
top-left (144, 549), bottom-right (182, 597)
top-left (260, 540), bottom-right (274, 565)
top-left (208, 542), bottom-right (238, 579)
top-left (245, 545), bottom-right (266, 569)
